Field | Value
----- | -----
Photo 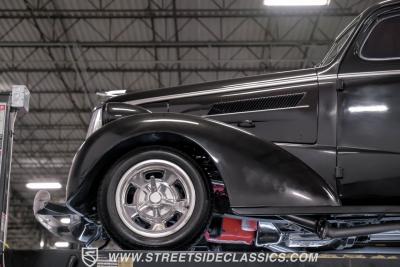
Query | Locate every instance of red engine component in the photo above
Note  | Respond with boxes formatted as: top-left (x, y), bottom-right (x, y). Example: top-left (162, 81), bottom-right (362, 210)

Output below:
top-left (205, 217), bottom-right (257, 245)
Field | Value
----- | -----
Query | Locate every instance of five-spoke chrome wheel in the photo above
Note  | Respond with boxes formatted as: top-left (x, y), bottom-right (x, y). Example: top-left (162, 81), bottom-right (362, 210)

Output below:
top-left (115, 159), bottom-right (196, 238)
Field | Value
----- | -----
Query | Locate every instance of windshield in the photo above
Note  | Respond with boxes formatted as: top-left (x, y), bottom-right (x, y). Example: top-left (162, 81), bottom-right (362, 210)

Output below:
top-left (320, 16), bottom-right (360, 66)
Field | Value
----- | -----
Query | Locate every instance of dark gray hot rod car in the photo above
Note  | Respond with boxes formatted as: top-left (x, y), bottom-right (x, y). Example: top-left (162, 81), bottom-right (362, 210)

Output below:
top-left (34, 0), bottom-right (400, 251)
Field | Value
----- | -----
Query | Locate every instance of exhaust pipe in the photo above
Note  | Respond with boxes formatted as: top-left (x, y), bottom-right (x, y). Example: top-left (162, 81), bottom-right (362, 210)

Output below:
top-left (282, 215), bottom-right (317, 232)
top-left (317, 220), bottom-right (400, 239)
top-left (282, 215), bottom-right (400, 239)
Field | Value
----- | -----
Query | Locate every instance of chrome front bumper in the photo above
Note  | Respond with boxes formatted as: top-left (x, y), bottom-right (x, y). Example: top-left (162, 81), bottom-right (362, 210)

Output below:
top-left (33, 190), bottom-right (104, 245)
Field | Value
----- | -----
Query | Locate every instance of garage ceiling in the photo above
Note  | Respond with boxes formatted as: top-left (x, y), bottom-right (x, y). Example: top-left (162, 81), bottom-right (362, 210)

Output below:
top-left (4, 0), bottom-right (375, 249)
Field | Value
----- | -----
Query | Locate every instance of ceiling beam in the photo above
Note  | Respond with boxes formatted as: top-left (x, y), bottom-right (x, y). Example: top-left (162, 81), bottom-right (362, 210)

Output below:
top-left (15, 138), bottom-right (84, 143)
top-left (23, 0), bottom-right (90, 128)
top-left (0, 66), bottom-right (294, 73)
top-left (0, 8), bottom-right (358, 19)
top-left (16, 124), bottom-right (87, 130)
top-left (13, 151), bottom-right (76, 155)
top-left (0, 40), bottom-right (331, 48)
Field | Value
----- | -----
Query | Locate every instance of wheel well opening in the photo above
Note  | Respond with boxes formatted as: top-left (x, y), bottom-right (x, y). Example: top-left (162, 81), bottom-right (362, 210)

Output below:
top-left (84, 132), bottom-right (229, 216)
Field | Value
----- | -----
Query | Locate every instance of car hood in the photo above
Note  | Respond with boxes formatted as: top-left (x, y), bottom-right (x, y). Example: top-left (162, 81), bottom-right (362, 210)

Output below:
top-left (107, 68), bottom-right (317, 105)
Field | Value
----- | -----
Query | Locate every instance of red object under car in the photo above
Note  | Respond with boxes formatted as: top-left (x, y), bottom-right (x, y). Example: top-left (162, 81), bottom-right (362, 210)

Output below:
top-left (205, 217), bottom-right (257, 245)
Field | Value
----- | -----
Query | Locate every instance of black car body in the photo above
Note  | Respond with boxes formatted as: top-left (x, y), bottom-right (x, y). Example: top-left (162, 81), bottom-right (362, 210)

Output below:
top-left (34, 0), bottom-right (400, 251)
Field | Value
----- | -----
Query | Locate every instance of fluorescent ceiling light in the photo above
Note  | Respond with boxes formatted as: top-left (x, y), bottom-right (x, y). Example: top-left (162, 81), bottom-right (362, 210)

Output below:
top-left (54, 241), bottom-right (69, 248)
top-left (60, 217), bottom-right (71, 224)
top-left (264, 0), bottom-right (330, 6)
top-left (26, 182), bottom-right (62, 190)
top-left (348, 105), bottom-right (388, 113)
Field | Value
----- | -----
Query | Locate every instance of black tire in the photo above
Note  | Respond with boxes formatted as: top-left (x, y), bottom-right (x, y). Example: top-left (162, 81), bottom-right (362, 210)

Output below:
top-left (97, 146), bottom-right (212, 250)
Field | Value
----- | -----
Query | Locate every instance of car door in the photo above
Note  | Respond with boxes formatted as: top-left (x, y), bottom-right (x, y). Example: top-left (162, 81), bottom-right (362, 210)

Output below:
top-left (337, 12), bottom-right (400, 205)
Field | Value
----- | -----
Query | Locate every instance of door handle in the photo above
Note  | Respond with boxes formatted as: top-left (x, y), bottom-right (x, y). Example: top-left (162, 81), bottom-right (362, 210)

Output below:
top-left (237, 120), bottom-right (255, 128)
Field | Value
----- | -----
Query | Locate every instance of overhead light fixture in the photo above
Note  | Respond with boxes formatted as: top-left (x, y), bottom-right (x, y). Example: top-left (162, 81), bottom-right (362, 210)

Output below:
top-left (264, 0), bottom-right (330, 6)
top-left (348, 105), bottom-right (388, 113)
top-left (60, 217), bottom-right (71, 224)
top-left (54, 241), bottom-right (69, 248)
top-left (26, 182), bottom-right (62, 190)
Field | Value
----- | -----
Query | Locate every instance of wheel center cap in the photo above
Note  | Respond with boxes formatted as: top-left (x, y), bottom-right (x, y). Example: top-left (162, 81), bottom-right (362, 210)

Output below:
top-left (149, 192), bottom-right (162, 204)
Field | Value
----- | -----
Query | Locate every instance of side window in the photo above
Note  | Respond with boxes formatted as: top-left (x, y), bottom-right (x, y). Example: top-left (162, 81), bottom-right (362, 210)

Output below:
top-left (361, 15), bottom-right (400, 60)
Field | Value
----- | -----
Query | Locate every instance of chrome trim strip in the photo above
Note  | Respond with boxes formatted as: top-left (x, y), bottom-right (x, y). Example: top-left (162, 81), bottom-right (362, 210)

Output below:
top-left (221, 83), bottom-right (315, 97)
top-left (320, 15), bottom-right (360, 67)
top-left (317, 74), bottom-right (337, 81)
top-left (339, 70), bottom-right (400, 79)
top-left (126, 75), bottom-right (316, 105)
top-left (203, 105), bottom-right (310, 118)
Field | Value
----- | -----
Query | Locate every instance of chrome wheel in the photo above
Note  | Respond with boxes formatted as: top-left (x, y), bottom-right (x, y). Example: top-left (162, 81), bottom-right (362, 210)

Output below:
top-left (115, 159), bottom-right (196, 238)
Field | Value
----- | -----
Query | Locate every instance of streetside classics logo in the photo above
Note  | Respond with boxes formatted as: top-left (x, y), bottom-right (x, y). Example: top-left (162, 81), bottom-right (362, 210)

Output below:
top-left (82, 247), bottom-right (98, 267)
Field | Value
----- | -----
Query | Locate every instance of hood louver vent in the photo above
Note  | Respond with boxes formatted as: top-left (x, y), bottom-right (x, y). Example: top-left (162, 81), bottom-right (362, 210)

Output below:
top-left (208, 93), bottom-right (305, 115)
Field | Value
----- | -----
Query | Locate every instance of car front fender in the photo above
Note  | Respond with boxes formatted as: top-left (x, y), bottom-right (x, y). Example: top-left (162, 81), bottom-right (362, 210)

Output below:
top-left (66, 113), bottom-right (340, 215)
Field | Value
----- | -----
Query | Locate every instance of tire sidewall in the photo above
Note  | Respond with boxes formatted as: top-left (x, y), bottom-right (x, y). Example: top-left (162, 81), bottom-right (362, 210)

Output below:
top-left (98, 147), bottom-right (211, 249)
